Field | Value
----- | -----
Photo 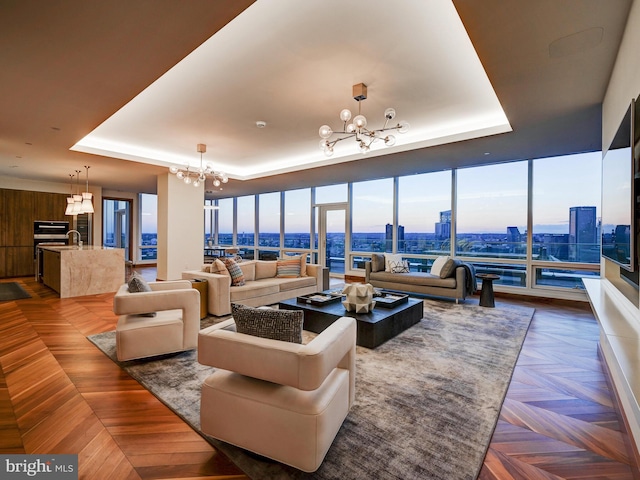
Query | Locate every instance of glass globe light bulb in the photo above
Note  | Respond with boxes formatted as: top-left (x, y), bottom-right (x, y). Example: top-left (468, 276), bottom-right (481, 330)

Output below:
top-left (169, 166), bottom-right (179, 174)
top-left (324, 146), bottom-right (334, 157)
top-left (346, 123), bottom-right (356, 133)
top-left (319, 125), bottom-right (333, 139)
top-left (184, 176), bottom-right (192, 185)
top-left (193, 179), bottom-right (200, 187)
top-left (384, 134), bottom-right (396, 146)
top-left (398, 120), bottom-right (410, 134)
top-left (353, 114), bottom-right (367, 129)
top-left (176, 171), bottom-right (184, 179)
top-left (213, 179), bottom-right (221, 187)
top-left (384, 108), bottom-right (396, 120)
top-left (340, 109), bottom-right (352, 122)
top-left (319, 139), bottom-right (329, 150)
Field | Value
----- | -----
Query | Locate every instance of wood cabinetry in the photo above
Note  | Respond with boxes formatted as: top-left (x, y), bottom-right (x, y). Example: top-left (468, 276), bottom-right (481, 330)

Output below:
top-left (0, 189), bottom-right (69, 278)
top-left (42, 249), bottom-right (61, 293)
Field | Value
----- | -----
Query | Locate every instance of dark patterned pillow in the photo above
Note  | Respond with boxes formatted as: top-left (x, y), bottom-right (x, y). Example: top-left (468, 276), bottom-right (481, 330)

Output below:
top-left (232, 304), bottom-right (303, 343)
top-left (127, 271), bottom-right (151, 292)
top-left (223, 258), bottom-right (245, 286)
top-left (439, 258), bottom-right (460, 278)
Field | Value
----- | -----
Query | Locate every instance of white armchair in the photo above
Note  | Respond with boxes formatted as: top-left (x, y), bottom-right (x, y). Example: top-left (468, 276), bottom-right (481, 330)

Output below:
top-left (198, 316), bottom-right (356, 472)
top-left (113, 280), bottom-right (200, 361)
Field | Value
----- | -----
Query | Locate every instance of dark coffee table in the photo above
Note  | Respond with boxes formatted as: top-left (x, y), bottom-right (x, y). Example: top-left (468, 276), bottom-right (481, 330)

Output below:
top-left (279, 293), bottom-right (423, 348)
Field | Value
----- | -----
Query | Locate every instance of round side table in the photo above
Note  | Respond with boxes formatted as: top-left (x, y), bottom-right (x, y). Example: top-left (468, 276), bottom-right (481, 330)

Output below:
top-left (476, 273), bottom-right (500, 308)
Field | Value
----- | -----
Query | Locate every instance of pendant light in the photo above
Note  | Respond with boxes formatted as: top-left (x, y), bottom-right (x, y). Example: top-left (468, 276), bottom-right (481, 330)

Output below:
top-left (71, 169), bottom-right (82, 215)
top-left (64, 173), bottom-right (75, 216)
top-left (81, 165), bottom-right (94, 214)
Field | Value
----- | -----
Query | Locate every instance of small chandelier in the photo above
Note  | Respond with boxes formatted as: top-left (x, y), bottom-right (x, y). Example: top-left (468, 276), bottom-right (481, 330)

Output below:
top-left (319, 83), bottom-right (409, 157)
top-left (169, 144), bottom-right (228, 188)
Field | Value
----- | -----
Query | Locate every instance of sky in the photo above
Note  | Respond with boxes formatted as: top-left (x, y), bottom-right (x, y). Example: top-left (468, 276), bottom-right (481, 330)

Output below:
top-left (138, 151), bottom-right (603, 236)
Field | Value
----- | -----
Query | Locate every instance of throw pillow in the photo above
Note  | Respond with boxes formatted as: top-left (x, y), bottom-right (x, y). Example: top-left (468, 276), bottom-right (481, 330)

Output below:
top-left (371, 253), bottom-right (385, 272)
top-left (439, 258), bottom-right (459, 278)
top-left (211, 258), bottom-right (228, 275)
top-left (389, 260), bottom-right (410, 273)
top-left (232, 303), bottom-right (303, 344)
top-left (299, 253), bottom-right (308, 277)
top-left (384, 253), bottom-right (405, 272)
top-left (276, 257), bottom-right (302, 278)
top-left (223, 258), bottom-right (245, 286)
top-left (126, 272), bottom-right (156, 317)
top-left (127, 271), bottom-right (151, 292)
top-left (430, 256), bottom-right (450, 277)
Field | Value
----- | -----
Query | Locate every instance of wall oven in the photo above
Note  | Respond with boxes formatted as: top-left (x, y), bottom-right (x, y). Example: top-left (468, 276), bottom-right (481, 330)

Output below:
top-left (34, 220), bottom-right (69, 280)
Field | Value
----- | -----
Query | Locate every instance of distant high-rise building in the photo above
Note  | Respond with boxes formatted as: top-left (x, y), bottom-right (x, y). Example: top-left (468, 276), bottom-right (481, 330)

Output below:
top-left (569, 206), bottom-right (598, 262)
top-left (435, 210), bottom-right (451, 240)
top-left (385, 223), bottom-right (405, 251)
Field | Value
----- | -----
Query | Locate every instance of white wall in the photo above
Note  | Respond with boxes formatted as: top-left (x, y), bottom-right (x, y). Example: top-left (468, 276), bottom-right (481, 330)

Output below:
top-left (156, 173), bottom-right (204, 280)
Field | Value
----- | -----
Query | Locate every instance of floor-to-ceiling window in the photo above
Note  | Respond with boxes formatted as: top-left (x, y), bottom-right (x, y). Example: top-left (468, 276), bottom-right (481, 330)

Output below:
top-left (455, 161), bottom-right (529, 286)
top-left (217, 198), bottom-right (233, 245)
top-left (103, 198), bottom-right (132, 261)
top-left (532, 152), bottom-right (601, 288)
top-left (139, 194), bottom-right (157, 262)
top-left (284, 188), bottom-right (311, 250)
top-left (237, 195), bottom-right (255, 259)
top-left (351, 178), bottom-right (394, 254)
top-left (398, 171), bottom-right (452, 272)
top-left (210, 152), bottom-right (601, 299)
top-left (258, 192), bottom-right (280, 260)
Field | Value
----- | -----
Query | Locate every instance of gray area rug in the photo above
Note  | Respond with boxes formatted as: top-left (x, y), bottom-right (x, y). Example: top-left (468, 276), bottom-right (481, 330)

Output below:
top-left (88, 299), bottom-right (534, 480)
top-left (0, 282), bottom-right (31, 301)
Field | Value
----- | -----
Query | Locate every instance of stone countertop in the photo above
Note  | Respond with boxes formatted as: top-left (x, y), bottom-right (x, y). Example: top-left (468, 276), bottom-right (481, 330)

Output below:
top-left (37, 245), bottom-right (119, 252)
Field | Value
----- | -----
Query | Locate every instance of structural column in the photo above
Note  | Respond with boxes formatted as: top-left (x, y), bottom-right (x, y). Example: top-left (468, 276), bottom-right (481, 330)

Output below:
top-left (156, 172), bottom-right (204, 280)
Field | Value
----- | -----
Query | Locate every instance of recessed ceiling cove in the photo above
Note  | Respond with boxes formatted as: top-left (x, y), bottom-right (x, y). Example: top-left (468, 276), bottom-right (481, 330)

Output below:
top-left (72, 0), bottom-right (511, 181)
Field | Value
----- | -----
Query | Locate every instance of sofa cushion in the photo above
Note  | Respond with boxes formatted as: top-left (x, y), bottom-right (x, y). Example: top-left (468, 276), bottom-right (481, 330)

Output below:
top-left (389, 259), bottom-right (409, 273)
top-left (229, 280), bottom-right (281, 302)
top-left (298, 254), bottom-right (308, 277)
top-left (384, 253), bottom-right (404, 272)
top-left (278, 275), bottom-right (317, 292)
top-left (238, 260), bottom-right (256, 282)
top-left (276, 257), bottom-right (301, 277)
top-left (371, 253), bottom-right (385, 272)
top-left (439, 258), bottom-right (460, 278)
top-left (369, 271), bottom-right (457, 288)
top-left (430, 256), bottom-right (450, 277)
top-left (223, 258), bottom-right (245, 286)
top-left (231, 303), bottom-right (303, 344)
top-left (255, 260), bottom-right (278, 279)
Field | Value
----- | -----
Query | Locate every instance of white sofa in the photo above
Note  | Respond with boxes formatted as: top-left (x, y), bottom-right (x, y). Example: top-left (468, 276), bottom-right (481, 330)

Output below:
top-left (182, 259), bottom-right (326, 316)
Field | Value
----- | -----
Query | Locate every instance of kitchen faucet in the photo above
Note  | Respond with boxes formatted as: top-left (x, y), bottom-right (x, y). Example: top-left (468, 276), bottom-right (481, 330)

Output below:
top-left (67, 230), bottom-right (83, 249)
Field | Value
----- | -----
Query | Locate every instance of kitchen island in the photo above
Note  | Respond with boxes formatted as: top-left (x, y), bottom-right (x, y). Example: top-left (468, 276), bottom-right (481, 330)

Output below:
top-left (38, 245), bottom-right (125, 298)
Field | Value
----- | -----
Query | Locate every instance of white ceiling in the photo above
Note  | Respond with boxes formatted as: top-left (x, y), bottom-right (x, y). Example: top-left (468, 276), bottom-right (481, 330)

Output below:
top-left (71, 0), bottom-right (511, 180)
top-left (0, 0), bottom-right (633, 198)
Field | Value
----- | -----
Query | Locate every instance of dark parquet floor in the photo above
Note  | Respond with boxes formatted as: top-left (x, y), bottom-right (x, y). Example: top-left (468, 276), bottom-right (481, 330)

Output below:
top-left (0, 269), bottom-right (638, 479)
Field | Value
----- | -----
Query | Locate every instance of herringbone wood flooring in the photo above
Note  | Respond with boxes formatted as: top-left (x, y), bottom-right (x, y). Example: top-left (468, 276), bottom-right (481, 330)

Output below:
top-left (0, 271), bottom-right (638, 479)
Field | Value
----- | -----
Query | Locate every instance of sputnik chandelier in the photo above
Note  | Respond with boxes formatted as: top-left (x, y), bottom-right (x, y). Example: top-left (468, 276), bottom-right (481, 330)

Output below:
top-left (318, 83), bottom-right (410, 157)
top-left (169, 143), bottom-right (228, 188)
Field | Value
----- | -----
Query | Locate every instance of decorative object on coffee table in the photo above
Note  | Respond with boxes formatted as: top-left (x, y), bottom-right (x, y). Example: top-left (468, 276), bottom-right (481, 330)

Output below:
top-left (342, 283), bottom-right (376, 313)
top-left (373, 290), bottom-right (409, 308)
top-left (476, 273), bottom-right (500, 307)
top-left (297, 292), bottom-right (343, 306)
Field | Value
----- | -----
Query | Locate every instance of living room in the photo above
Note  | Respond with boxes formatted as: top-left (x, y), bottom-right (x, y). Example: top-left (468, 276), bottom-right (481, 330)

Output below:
top-left (2, 1), bottom-right (640, 479)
